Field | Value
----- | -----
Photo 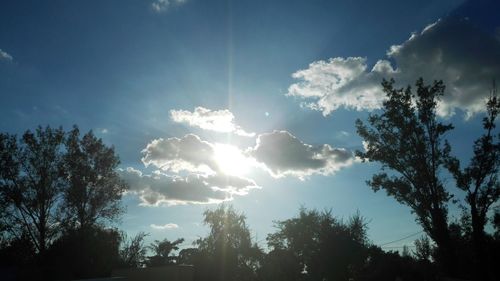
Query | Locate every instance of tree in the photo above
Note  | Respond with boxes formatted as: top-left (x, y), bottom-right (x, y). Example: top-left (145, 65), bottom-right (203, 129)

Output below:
top-left (61, 126), bottom-right (127, 230)
top-left (0, 126), bottom-right (66, 255)
top-left (194, 204), bottom-right (263, 281)
top-left (445, 85), bottom-right (500, 280)
top-left (355, 79), bottom-right (456, 275)
top-left (146, 238), bottom-right (184, 267)
top-left (0, 125), bottom-right (127, 259)
top-left (413, 235), bottom-right (433, 262)
top-left (265, 208), bottom-right (370, 281)
top-left (46, 226), bottom-right (122, 279)
top-left (118, 231), bottom-right (149, 268)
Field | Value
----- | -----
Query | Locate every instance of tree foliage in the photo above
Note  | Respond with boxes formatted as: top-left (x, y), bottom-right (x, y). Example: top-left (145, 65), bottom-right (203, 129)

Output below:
top-left (264, 208), bottom-right (369, 281)
top-left (355, 78), bottom-right (456, 274)
top-left (61, 126), bottom-right (127, 229)
top-left (0, 126), bottom-right (66, 254)
top-left (445, 84), bottom-right (500, 280)
top-left (193, 204), bottom-right (263, 281)
top-left (146, 238), bottom-right (184, 267)
top-left (118, 231), bottom-right (149, 268)
top-left (0, 125), bottom-right (127, 257)
top-left (356, 78), bottom-right (500, 279)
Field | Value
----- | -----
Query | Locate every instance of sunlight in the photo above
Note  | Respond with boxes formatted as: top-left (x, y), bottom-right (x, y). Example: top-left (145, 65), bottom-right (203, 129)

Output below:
top-left (213, 143), bottom-right (251, 176)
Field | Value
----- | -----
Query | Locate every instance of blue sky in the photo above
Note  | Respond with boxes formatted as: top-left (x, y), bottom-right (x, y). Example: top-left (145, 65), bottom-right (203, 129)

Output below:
top-left (1, 0), bottom-right (499, 250)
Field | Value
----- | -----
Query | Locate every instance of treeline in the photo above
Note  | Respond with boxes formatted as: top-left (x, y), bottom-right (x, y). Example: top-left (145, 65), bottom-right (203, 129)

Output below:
top-left (116, 205), bottom-right (500, 281)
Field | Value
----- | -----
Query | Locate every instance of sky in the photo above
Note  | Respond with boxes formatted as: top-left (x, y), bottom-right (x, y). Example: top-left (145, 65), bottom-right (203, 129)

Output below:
top-left (1, 0), bottom-right (499, 251)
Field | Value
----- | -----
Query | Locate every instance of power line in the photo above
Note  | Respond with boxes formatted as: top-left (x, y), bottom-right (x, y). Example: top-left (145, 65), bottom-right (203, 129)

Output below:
top-left (378, 231), bottom-right (424, 247)
top-left (381, 245), bottom-right (417, 249)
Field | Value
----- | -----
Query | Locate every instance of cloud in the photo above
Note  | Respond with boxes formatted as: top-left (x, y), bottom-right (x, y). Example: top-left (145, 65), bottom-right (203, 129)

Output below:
top-left (288, 17), bottom-right (500, 118)
top-left (150, 223), bottom-right (179, 230)
top-left (0, 49), bottom-right (13, 62)
top-left (120, 167), bottom-right (258, 206)
top-left (151, 0), bottom-right (187, 13)
top-left (126, 131), bottom-right (355, 205)
top-left (141, 134), bottom-right (218, 175)
top-left (170, 107), bottom-right (255, 137)
top-left (247, 131), bottom-right (355, 179)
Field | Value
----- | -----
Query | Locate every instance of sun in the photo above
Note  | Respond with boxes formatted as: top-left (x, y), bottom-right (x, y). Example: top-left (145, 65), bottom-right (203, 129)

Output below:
top-left (213, 143), bottom-right (252, 176)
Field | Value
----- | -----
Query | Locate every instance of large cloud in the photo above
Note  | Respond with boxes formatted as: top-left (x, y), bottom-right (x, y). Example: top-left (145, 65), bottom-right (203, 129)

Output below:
top-left (170, 107), bottom-right (255, 137)
top-left (248, 131), bottom-right (355, 179)
top-left (126, 131), bottom-right (355, 205)
top-left (288, 16), bottom-right (500, 118)
top-left (120, 167), bottom-right (258, 206)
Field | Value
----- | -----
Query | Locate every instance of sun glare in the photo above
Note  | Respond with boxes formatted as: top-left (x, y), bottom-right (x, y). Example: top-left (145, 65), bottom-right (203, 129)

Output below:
top-left (213, 143), bottom-right (251, 176)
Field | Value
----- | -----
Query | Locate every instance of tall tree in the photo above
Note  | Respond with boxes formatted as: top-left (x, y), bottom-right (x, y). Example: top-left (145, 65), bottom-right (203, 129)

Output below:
top-left (445, 85), bottom-right (500, 280)
top-left (0, 126), bottom-right (65, 254)
top-left (61, 127), bottom-right (127, 230)
top-left (355, 78), bottom-right (456, 275)
top-left (195, 204), bottom-right (262, 281)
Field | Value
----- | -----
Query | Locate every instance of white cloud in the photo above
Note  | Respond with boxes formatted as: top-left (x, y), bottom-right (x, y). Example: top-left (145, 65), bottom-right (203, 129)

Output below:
top-left (151, 0), bottom-right (187, 13)
top-left (141, 134), bottom-right (218, 175)
top-left (247, 131), bottom-right (355, 179)
top-left (0, 49), bottom-right (13, 62)
top-left (288, 17), bottom-right (500, 118)
top-left (170, 107), bottom-right (255, 137)
top-left (150, 223), bottom-right (179, 230)
top-left (120, 167), bottom-right (258, 206)
top-left (125, 130), bottom-right (355, 205)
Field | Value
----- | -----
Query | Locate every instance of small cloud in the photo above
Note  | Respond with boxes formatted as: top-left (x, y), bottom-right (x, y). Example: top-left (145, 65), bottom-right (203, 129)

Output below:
top-left (0, 49), bottom-right (13, 62)
top-left (100, 128), bottom-right (109, 134)
top-left (151, 0), bottom-right (187, 13)
top-left (170, 107), bottom-right (255, 137)
top-left (150, 223), bottom-right (179, 230)
top-left (335, 131), bottom-right (350, 138)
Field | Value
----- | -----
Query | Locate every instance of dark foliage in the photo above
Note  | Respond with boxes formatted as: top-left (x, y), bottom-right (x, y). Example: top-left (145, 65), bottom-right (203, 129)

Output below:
top-left (356, 79), bottom-right (456, 275)
top-left (146, 238), bottom-right (185, 267)
top-left (264, 208), bottom-right (369, 281)
top-left (190, 204), bottom-right (263, 281)
top-left (61, 126), bottom-right (127, 230)
top-left (44, 226), bottom-right (121, 280)
top-left (117, 231), bottom-right (149, 268)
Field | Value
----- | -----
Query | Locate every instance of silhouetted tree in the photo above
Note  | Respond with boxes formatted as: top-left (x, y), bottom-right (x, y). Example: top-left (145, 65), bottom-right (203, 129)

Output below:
top-left (177, 247), bottom-right (200, 265)
top-left (61, 126), bottom-right (127, 230)
top-left (266, 208), bottom-right (370, 281)
top-left (414, 235), bottom-right (433, 262)
top-left (258, 248), bottom-right (303, 281)
top-left (45, 226), bottom-right (121, 279)
top-left (146, 238), bottom-right (184, 267)
top-left (358, 246), bottom-right (439, 281)
top-left (118, 231), bottom-right (149, 268)
top-left (0, 126), bottom-right (66, 255)
top-left (194, 204), bottom-right (263, 281)
top-left (355, 79), bottom-right (456, 275)
top-left (445, 86), bottom-right (500, 280)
